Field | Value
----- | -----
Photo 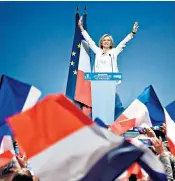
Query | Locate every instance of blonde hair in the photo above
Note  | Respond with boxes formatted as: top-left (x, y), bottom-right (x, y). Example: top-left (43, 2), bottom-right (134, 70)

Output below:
top-left (98, 34), bottom-right (114, 49)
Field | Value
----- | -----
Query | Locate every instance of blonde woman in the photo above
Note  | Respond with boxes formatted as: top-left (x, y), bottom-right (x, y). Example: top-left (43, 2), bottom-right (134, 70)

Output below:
top-left (78, 16), bottom-right (139, 75)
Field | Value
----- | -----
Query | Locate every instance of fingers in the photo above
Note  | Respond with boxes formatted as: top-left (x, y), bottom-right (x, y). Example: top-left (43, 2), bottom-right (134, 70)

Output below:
top-left (79, 16), bottom-right (83, 23)
top-left (151, 137), bottom-right (163, 148)
top-left (159, 136), bottom-right (162, 144)
top-left (151, 137), bottom-right (159, 145)
top-left (78, 16), bottom-right (83, 27)
top-left (151, 138), bottom-right (156, 145)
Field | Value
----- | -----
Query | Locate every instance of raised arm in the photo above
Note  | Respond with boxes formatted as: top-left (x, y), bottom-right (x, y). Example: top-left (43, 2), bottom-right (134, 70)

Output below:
top-left (78, 16), bottom-right (99, 54)
top-left (115, 22), bottom-right (139, 56)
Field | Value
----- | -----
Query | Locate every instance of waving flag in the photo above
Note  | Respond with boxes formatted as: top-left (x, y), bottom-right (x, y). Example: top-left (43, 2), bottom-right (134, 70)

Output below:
top-left (0, 75), bottom-right (41, 136)
top-left (7, 94), bottom-right (145, 181)
top-left (0, 136), bottom-right (14, 168)
top-left (164, 108), bottom-right (175, 156)
top-left (94, 118), bottom-right (108, 129)
top-left (0, 75), bottom-right (41, 169)
top-left (166, 101), bottom-right (175, 121)
top-left (111, 85), bottom-right (164, 135)
top-left (111, 85), bottom-right (175, 157)
top-left (117, 162), bottom-right (147, 181)
top-left (66, 7), bottom-right (92, 116)
top-left (129, 138), bottom-right (167, 181)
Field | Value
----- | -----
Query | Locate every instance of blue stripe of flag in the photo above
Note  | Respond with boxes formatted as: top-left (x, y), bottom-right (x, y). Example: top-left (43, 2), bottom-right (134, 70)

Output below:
top-left (0, 75), bottom-right (32, 136)
top-left (137, 85), bottom-right (165, 126)
top-left (166, 101), bottom-right (175, 121)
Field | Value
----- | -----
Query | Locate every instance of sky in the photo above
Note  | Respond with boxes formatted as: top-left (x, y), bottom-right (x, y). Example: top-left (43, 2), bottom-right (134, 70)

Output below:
top-left (0, 1), bottom-right (175, 108)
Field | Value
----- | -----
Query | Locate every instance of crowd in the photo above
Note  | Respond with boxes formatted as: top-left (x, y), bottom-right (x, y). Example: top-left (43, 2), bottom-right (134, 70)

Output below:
top-left (0, 141), bottom-right (39, 181)
top-left (115, 123), bottom-right (175, 181)
top-left (0, 122), bottom-right (174, 181)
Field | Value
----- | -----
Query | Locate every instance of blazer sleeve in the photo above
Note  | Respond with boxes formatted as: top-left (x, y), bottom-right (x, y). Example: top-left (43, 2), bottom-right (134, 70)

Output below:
top-left (81, 30), bottom-right (100, 54)
top-left (114, 33), bottom-right (133, 56)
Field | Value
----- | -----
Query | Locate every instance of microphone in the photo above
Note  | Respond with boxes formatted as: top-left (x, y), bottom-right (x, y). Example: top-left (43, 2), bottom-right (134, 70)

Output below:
top-left (109, 54), bottom-right (113, 72)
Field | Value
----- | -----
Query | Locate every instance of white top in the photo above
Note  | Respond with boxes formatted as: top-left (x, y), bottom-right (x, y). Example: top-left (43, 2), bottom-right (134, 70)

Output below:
top-left (81, 30), bottom-right (133, 73)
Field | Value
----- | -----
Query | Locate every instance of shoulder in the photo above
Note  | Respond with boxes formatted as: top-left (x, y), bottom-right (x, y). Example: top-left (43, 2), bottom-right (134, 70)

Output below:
top-left (95, 48), bottom-right (103, 55)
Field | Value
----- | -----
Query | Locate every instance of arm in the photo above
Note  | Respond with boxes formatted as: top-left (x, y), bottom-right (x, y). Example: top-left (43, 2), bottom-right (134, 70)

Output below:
top-left (115, 22), bottom-right (139, 56)
top-left (78, 16), bottom-right (99, 54)
top-left (159, 154), bottom-right (174, 181)
top-left (151, 137), bottom-right (174, 181)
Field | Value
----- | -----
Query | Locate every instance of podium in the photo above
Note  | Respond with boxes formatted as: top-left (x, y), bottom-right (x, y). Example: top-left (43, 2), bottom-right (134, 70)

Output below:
top-left (85, 73), bottom-right (122, 125)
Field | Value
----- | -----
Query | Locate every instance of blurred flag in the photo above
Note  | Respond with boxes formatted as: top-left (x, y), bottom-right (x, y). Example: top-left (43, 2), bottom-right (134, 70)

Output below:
top-left (129, 138), bottom-right (166, 181)
top-left (94, 118), bottom-right (108, 129)
top-left (0, 75), bottom-right (41, 136)
top-left (7, 94), bottom-right (144, 181)
top-left (66, 7), bottom-right (92, 116)
top-left (0, 75), bottom-right (41, 169)
top-left (0, 136), bottom-right (14, 168)
top-left (166, 101), bottom-right (175, 121)
top-left (164, 109), bottom-right (175, 156)
top-left (111, 85), bottom-right (164, 135)
top-left (117, 162), bottom-right (147, 181)
top-left (111, 85), bottom-right (175, 157)
top-left (114, 93), bottom-right (125, 120)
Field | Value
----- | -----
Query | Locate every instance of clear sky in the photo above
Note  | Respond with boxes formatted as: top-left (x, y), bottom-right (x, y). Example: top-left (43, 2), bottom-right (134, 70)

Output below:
top-left (0, 1), bottom-right (175, 108)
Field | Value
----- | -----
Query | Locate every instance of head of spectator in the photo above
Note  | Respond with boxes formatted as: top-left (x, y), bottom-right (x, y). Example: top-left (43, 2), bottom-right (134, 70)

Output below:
top-left (11, 168), bottom-right (33, 181)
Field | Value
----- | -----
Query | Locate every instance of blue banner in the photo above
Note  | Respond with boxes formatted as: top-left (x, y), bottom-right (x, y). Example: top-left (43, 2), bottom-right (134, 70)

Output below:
top-left (84, 73), bottom-right (122, 81)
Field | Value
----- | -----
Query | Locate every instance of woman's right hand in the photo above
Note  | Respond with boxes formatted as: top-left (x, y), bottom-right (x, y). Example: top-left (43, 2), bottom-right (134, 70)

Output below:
top-left (78, 16), bottom-right (85, 32)
top-left (78, 16), bottom-right (83, 27)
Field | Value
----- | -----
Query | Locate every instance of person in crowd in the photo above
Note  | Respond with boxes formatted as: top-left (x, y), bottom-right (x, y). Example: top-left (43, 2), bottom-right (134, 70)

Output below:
top-left (11, 168), bottom-right (33, 181)
top-left (137, 124), bottom-right (175, 181)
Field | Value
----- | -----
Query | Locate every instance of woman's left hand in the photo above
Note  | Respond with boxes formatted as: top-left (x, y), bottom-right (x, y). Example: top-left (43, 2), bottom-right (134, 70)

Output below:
top-left (132, 22), bottom-right (139, 33)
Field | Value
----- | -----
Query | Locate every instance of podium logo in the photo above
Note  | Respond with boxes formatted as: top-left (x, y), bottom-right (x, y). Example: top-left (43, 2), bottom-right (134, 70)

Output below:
top-left (85, 74), bottom-right (89, 79)
top-left (114, 75), bottom-right (121, 78)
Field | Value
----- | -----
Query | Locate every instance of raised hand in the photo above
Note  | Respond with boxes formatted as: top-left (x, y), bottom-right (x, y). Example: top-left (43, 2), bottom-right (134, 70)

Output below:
top-left (78, 16), bottom-right (83, 27)
top-left (145, 127), bottom-right (156, 138)
top-left (160, 123), bottom-right (166, 134)
top-left (151, 137), bottom-right (166, 155)
top-left (78, 16), bottom-right (85, 32)
top-left (132, 22), bottom-right (139, 33)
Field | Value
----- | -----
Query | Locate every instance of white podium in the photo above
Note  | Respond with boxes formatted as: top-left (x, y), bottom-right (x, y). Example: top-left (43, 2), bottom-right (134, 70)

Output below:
top-left (85, 73), bottom-right (122, 125)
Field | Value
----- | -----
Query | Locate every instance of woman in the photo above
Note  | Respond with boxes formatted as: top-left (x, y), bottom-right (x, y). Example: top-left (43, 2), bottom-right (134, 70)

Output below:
top-left (78, 16), bottom-right (139, 74)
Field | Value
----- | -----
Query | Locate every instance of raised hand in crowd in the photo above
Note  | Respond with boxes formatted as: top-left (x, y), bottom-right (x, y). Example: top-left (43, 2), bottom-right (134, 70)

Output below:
top-left (160, 123), bottom-right (166, 134)
top-left (145, 127), bottom-right (156, 138)
top-left (151, 136), bottom-right (166, 155)
top-left (16, 154), bottom-right (28, 169)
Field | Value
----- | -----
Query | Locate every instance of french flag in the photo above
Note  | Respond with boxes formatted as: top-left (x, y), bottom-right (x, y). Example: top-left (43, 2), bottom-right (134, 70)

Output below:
top-left (65, 9), bottom-right (91, 116)
top-left (74, 10), bottom-right (92, 114)
top-left (0, 75), bottom-right (41, 168)
top-left (7, 94), bottom-right (145, 181)
top-left (117, 162), bottom-right (147, 181)
top-left (0, 75), bottom-right (41, 136)
top-left (164, 108), bottom-right (175, 156)
top-left (166, 101), bottom-right (175, 122)
top-left (111, 85), bottom-right (175, 157)
top-left (165, 100), bottom-right (175, 155)
top-left (111, 85), bottom-right (164, 135)
top-left (117, 137), bottom-right (166, 181)
top-left (0, 136), bottom-right (15, 168)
